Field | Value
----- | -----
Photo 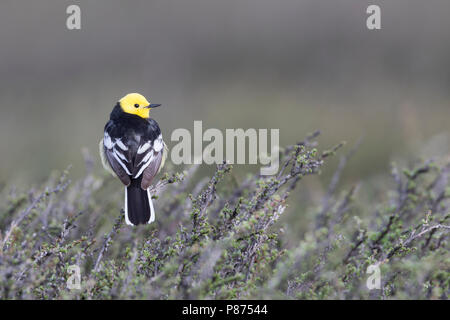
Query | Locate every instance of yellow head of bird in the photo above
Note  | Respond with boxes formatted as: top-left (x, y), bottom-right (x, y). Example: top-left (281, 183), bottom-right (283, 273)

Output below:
top-left (119, 93), bottom-right (161, 119)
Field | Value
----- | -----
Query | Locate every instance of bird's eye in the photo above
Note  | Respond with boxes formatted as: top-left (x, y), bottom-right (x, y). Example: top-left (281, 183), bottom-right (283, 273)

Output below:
top-left (134, 104), bottom-right (139, 108)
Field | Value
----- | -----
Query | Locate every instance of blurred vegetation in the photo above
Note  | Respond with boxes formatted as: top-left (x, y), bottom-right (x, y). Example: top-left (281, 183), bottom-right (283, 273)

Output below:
top-left (1, 0), bottom-right (450, 184)
top-left (0, 133), bottom-right (448, 299)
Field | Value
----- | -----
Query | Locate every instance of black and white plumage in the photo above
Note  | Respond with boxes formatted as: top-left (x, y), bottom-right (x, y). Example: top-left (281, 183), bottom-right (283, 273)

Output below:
top-left (100, 102), bottom-right (167, 226)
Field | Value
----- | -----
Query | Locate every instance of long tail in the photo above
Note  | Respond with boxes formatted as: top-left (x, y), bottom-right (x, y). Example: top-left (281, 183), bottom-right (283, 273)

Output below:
top-left (124, 178), bottom-right (155, 226)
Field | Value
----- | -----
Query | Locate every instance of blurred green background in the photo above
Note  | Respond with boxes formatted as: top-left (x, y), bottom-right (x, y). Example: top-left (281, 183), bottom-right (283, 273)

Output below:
top-left (1, 0), bottom-right (449, 185)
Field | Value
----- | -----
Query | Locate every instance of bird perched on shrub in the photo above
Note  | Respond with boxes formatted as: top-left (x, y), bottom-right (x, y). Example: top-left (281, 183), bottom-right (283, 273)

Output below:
top-left (100, 93), bottom-right (167, 226)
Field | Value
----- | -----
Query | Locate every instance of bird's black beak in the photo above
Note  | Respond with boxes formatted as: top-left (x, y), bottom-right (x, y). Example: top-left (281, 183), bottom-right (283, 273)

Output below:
top-left (145, 104), bottom-right (161, 109)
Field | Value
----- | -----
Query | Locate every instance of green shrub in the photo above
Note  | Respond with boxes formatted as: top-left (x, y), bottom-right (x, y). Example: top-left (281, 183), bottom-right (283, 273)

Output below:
top-left (0, 132), bottom-right (448, 299)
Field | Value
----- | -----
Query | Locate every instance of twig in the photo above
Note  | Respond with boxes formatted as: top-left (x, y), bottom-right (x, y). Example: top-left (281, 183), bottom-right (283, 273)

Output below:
top-left (93, 212), bottom-right (124, 273)
top-left (317, 138), bottom-right (362, 227)
top-left (1, 180), bottom-right (69, 253)
top-left (374, 223), bottom-right (450, 267)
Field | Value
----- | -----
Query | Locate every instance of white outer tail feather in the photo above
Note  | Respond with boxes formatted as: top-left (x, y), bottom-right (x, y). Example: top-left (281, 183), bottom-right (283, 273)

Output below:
top-left (124, 187), bottom-right (131, 225)
top-left (124, 187), bottom-right (156, 226)
top-left (147, 189), bottom-right (155, 224)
